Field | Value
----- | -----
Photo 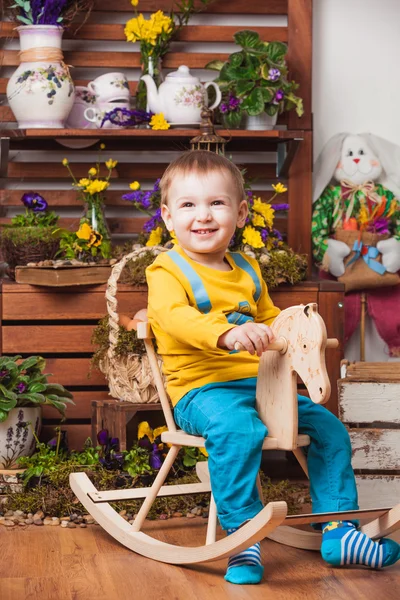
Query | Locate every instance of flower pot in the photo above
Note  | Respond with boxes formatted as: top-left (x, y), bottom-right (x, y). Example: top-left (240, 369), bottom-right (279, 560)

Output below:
top-left (243, 112), bottom-right (278, 131)
top-left (0, 407), bottom-right (41, 469)
top-left (7, 25), bottom-right (75, 129)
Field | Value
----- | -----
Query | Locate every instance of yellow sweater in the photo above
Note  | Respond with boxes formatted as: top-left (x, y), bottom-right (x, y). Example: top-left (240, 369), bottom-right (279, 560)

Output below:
top-left (146, 245), bottom-right (280, 406)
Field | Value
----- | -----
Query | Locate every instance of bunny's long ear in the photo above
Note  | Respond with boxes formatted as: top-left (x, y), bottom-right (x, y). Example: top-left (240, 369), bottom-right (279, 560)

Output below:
top-left (313, 132), bottom-right (349, 203)
top-left (361, 133), bottom-right (400, 197)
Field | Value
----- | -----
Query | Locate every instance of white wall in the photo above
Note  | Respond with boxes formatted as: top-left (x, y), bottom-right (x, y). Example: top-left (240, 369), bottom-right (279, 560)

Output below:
top-left (313, 0), bottom-right (400, 362)
top-left (313, 0), bottom-right (400, 159)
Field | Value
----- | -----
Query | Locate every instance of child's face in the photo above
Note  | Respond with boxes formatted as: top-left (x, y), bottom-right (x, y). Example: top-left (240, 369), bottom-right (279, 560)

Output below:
top-left (161, 169), bottom-right (248, 262)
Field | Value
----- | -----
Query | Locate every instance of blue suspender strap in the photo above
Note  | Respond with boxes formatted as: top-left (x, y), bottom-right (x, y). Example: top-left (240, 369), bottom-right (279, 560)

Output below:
top-left (229, 252), bottom-right (262, 302)
top-left (166, 250), bottom-right (212, 314)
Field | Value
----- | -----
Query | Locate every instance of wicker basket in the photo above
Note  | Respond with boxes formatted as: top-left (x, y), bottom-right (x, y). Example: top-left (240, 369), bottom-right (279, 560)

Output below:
top-left (99, 246), bottom-right (167, 404)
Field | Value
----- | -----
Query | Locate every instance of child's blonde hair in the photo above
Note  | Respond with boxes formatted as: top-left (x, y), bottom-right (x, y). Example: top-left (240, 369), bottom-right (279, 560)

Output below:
top-left (159, 150), bottom-right (246, 205)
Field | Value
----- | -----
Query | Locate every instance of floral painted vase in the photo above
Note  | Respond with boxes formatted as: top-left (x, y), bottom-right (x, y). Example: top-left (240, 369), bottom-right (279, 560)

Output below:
top-left (7, 25), bottom-right (75, 128)
top-left (0, 407), bottom-right (41, 469)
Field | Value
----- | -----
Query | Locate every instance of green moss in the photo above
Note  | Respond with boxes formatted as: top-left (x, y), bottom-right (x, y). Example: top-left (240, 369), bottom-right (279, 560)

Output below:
top-left (90, 315), bottom-right (146, 371)
top-left (259, 247), bottom-right (308, 289)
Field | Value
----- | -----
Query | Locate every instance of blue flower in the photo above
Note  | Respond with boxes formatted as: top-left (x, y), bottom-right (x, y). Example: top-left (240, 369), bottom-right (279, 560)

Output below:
top-left (21, 192), bottom-right (48, 212)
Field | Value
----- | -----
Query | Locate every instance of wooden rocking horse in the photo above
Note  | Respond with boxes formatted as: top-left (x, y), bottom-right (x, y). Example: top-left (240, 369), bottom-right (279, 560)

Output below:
top-left (70, 303), bottom-right (400, 563)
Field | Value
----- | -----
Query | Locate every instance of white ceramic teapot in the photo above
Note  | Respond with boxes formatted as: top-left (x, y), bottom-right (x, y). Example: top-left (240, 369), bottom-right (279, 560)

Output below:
top-left (141, 65), bottom-right (221, 125)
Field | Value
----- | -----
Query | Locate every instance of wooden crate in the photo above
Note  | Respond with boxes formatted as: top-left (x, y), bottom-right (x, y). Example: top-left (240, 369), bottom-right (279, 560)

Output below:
top-left (338, 361), bottom-right (400, 509)
top-left (0, 279), bottom-right (344, 450)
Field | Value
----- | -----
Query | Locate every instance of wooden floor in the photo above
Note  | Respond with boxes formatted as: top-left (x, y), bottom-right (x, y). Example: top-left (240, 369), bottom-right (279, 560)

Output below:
top-left (0, 518), bottom-right (399, 600)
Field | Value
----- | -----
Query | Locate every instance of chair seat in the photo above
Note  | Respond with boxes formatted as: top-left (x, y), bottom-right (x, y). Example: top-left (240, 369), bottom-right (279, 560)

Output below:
top-left (161, 431), bottom-right (310, 450)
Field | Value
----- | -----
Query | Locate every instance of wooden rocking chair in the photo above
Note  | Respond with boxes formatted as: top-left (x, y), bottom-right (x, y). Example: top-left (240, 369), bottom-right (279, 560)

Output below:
top-left (70, 303), bottom-right (400, 564)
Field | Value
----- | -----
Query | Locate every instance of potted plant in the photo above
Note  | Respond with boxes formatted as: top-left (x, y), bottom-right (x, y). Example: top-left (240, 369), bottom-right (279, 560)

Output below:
top-left (0, 192), bottom-right (60, 278)
top-left (0, 355), bottom-right (74, 469)
top-left (206, 30), bottom-right (304, 130)
top-left (60, 149), bottom-right (115, 262)
top-left (3, 1), bottom-right (94, 128)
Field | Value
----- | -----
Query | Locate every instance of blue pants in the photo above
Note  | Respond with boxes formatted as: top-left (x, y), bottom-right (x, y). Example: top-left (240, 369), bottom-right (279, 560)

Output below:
top-left (174, 377), bottom-right (359, 530)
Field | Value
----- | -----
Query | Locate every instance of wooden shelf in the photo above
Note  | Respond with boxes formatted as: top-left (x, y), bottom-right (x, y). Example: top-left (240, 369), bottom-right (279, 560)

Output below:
top-left (1, 128), bottom-right (304, 140)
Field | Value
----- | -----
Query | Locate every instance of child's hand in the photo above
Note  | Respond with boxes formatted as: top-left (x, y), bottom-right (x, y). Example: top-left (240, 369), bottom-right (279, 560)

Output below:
top-left (218, 323), bottom-right (275, 357)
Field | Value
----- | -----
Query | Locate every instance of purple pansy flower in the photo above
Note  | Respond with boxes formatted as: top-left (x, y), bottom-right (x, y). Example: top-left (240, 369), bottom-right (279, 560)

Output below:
top-left (268, 68), bottom-right (281, 82)
top-left (21, 192), bottom-right (48, 212)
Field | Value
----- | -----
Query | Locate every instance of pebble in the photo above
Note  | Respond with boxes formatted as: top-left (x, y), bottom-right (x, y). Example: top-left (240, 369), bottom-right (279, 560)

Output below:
top-left (61, 521), bottom-right (69, 528)
top-left (119, 510), bottom-right (127, 517)
top-left (159, 513), bottom-right (168, 520)
top-left (43, 517), bottom-right (53, 526)
top-left (18, 522), bottom-right (26, 527)
top-left (60, 516), bottom-right (70, 522)
top-left (186, 513), bottom-right (196, 519)
top-left (3, 520), bottom-right (15, 527)
top-left (191, 507), bottom-right (202, 516)
top-left (4, 510), bottom-right (14, 517)
top-left (25, 518), bottom-right (33, 525)
top-left (67, 522), bottom-right (77, 529)
top-left (83, 515), bottom-right (95, 524)
top-left (172, 512), bottom-right (183, 518)
top-left (33, 511), bottom-right (45, 520)
top-left (15, 510), bottom-right (25, 517)
top-left (33, 519), bottom-right (43, 526)
top-left (79, 523), bottom-right (87, 528)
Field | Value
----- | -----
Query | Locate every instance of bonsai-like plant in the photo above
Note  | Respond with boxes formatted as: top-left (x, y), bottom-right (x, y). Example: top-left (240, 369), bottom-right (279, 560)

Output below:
top-left (0, 355), bottom-right (74, 423)
top-left (0, 192), bottom-right (60, 274)
top-left (1, 1), bottom-right (94, 28)
top-left (206, 30), bottom-right (304, 128)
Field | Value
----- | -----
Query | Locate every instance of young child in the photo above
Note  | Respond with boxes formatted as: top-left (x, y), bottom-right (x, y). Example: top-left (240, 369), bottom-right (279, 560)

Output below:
top-left (145, 150), bottom-right (400, 585)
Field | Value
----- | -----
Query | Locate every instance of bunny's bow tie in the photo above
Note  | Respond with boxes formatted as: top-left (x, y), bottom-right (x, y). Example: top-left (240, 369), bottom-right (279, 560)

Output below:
top-left (334, 180), bottom-right (381, 226)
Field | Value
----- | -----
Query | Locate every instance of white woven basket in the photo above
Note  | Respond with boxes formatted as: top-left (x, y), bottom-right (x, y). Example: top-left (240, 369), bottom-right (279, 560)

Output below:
top-left (99, 246), bottom-right (166, 403)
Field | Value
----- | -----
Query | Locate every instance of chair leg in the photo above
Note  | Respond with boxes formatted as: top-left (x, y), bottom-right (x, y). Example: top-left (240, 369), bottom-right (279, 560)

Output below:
top-left (131, 445), bottom-right (181, 532)
top-left (256, 472), bottom-right (264, 505)
top-left (206, 495), bottom-right (218, 545)
top-left (292, 448), bottom-right (309, 478)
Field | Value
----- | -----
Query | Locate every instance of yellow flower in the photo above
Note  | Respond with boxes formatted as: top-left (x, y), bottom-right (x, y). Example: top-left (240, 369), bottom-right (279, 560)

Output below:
top-left (358, 204), bottom-right (370, 226)
top-left (252, 198), bottom-right (275, 228)
top-left (169, 230), bottom-right (178, 244)
top-left (129, 181), bottom-right (140, 191)
top-left (88, 230), bottom-right (103, 248)
top-left (100, 143), bottom-right (106, 150)
top-left (131, 0), bottom-right (139, 5)
top-left (146, 226), bottom-right (163, 246)
top-left (150, 112), bottom-right (170, 130)
top-left (76, 223), bottom-right (92, 240)
top-left (272, 183), bottom-right (288, 194)
top-left (105, 159), bottom-right (118, 170)
top-left (85, 180), bottom-right (110, 195)
top-left (242, 225), bottom-right (264, 249)
top-left (138, 421), bottom-right (154, 443)
top-left (199, 447), bottom-right (208, 457)
top-left (252, 214), bottom-right (265, 228)
top-left (78, 178), bottom-right (90, 188)
top-left (62, 158), bottom-right (69, 166)
top-left (125, 11), bottom-right (173, 45)
top-left (88, 168), bottom-right (97, 176)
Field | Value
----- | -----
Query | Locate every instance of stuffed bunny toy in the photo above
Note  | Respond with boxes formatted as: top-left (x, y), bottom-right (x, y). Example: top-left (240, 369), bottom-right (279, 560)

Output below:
top-left (312, 133), bottom-right (400, 279)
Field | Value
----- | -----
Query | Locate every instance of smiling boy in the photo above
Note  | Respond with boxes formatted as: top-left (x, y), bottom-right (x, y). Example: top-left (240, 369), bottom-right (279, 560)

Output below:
top-left (146, 150), bottom-right (400, 585)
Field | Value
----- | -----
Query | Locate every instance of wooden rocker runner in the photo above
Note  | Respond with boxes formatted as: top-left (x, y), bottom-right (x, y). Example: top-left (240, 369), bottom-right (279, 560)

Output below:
top-left (70, 303), bottom-right (400, 564)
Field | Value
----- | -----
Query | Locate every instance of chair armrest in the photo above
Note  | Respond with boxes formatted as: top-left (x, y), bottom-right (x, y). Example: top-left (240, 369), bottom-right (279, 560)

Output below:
top-left (137, 321), bottom-right (154, 340)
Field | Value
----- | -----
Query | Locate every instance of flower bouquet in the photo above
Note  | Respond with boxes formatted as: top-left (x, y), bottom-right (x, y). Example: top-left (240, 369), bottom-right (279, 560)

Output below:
top-left (1, 0), bottom-right (94, 29)
top-left (60, 149), bottom-right (115, 262)
top-left (0, 192), bottom-right (60, 277)
top-left (125, 0), bottom-right (213, 110)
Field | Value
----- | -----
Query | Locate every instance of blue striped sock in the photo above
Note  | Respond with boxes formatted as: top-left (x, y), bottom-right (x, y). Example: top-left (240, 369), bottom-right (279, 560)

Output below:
top-left (321, 521), bottom-right (400, 569)
top-left (224, 527), bottom-right (264, 585)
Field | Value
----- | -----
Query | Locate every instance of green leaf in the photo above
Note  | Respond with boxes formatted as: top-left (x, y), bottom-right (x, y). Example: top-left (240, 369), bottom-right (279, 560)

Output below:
top-left (20, 356), bottom-right (45, 372)
top-left (236, 80), bottom-right (255, 96)
top-left (266, 41), bottom-right (288, 63)
top-left (259, 87), bottom-right (274, 103)
top-left (224, 110), bottom-right (243, 129)
top-left (29, 383), bottom-right (47, 393)
top-left (0, 409), bottom-right (8, 423)
top-left (243, 87), bottom-right (265, 116)
top-left (0, 396), bottom-right (17, 411)
top-left (44, 384), bottom-right (73, 398)
top-left (265, 103), bottom-right (279, 116)
top-left (0, 384), bottom-right (18, 401)
top-left (16, 15), bottom-right (34, 25)
top-left (228, 52), bottom-right (244, 68)
top-left (205, 59), bottom-right (225, 72)
top-left (234, 30), bottom-right (262, 50)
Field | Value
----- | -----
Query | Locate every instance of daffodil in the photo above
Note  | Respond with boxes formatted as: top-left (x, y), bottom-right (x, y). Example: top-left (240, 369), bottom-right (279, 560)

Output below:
top-left (105, 159), bottom-right (118, 170)
top-left (252, 198), bottom-right (275, 228)
top-left (85, 180), bottom-right (110, 196)
top-left (272, 183), bottom-right (288, 194)
top-left (78, 178), bottom-right (90, 188)
top-left (252, 214), bottom-right (265, 228)
top-left (131, 0), bottom-right (139, 6)
top-left (130, 181), bottom-right (140, 191)
top-left (88, 168), bottom-right (97, 176)
top-left (76, 223), bottom-right (92, 240)
top-left (146, 226), bottom-right (163, 246)
top-left (150, 112), bottom-right (170, 130)
top-left (242, 225), bottom-right (264, 249)
top-left (62, 158), bottom-right (69, 166)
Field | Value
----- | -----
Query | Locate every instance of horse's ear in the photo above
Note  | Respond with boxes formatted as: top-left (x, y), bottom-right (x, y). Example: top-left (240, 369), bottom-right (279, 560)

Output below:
top-left (303, 303), bottom-right (318, 318)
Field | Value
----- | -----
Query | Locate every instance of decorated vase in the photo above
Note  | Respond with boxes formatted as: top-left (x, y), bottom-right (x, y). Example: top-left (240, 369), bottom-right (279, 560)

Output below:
top-left (7, 25), bottom-right (75, 129)
top-left (0, 407), bottom-right (41, 469)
